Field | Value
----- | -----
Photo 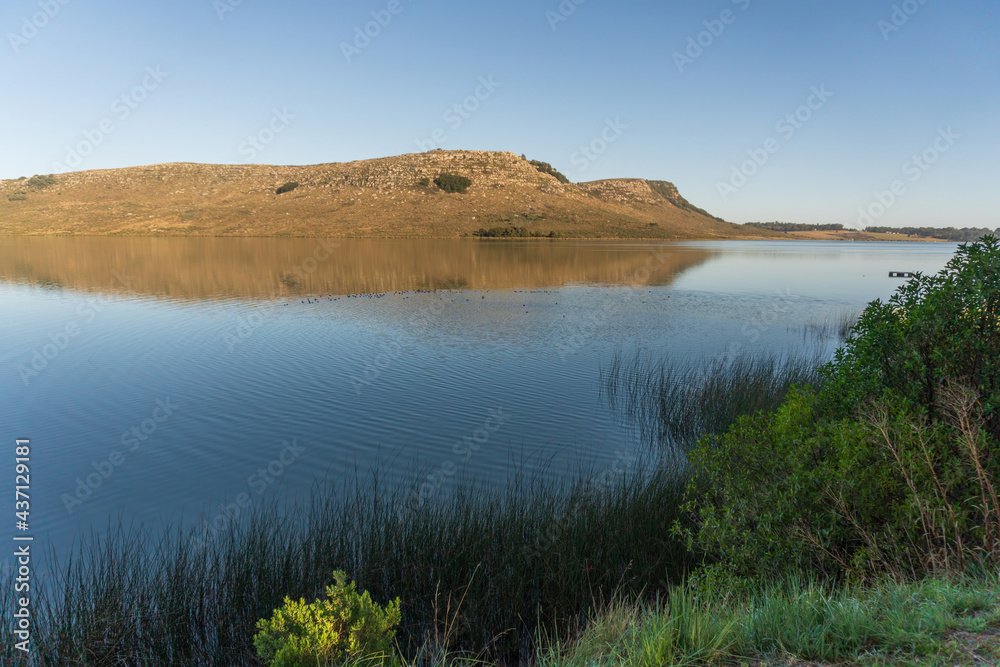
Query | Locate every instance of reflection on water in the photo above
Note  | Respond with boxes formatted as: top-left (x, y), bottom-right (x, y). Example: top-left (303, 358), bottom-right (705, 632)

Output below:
top-left (0, 238), bottom-right (960, 562)
top-left (0, 237), bottom-right (716, 300)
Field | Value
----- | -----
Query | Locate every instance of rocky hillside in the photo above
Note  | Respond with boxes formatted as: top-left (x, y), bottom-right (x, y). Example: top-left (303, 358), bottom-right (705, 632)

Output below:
top-left (0, 150), bottom-right (777, 239)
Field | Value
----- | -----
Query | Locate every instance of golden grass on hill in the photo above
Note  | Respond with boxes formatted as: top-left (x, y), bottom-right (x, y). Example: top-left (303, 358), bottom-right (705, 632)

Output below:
top-left (0, 150), bottom-right (782, 239)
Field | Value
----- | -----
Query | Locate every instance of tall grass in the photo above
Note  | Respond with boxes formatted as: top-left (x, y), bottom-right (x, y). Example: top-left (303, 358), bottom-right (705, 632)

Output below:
top-left (1, 349), bottom-right (832, 665)
top-left (602, 349), bottom-right (826, 450)
top-left (791, 307), bottom-right (862, 344)
top-left (0, 465), bottom-right (692, 666)
top-left (540, 574), bottom-right (1000, 667)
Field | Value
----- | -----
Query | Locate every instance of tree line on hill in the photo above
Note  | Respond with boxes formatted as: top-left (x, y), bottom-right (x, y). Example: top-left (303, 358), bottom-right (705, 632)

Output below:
top-left (744, 221), bottom-right (999, 242)
top-left (864, 226), bottom-right (1000, 242)
top-left (744, 222), bottom-right (846, 232)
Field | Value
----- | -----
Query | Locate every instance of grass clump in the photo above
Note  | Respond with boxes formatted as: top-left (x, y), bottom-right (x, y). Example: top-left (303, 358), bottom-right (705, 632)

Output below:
top-left (276, 181), bottom-right (300, 194)
top-left (603, 349), bottom-right (825, 450)
top-left (434, 173), bottom-right (471, 194)
top-left (255, 570), bottom-right (401, 667)
top-left (545, 574), bottom-right (1000, 666)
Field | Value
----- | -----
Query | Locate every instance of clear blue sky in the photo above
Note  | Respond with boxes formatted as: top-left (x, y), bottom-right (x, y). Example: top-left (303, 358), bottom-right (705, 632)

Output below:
top-left (1, 0), bottom-right (997, 227)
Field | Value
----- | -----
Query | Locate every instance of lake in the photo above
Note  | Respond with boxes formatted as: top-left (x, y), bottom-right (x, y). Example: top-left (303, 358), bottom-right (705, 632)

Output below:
top-left (0, 237), bottom-right (957, 561)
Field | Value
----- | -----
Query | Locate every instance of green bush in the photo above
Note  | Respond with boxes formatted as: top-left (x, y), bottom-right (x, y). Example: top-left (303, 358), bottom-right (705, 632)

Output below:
top-left (7, 193), bottom-right (27, 201)
top-left (681, 237), bottom-right (1000, 582)
top-left (433, 173), bottom-right (471, 194)
top-left (254, 571), bottom-right (401, 667)
top-left (276, 182), bottom-right (300, 195)
top-left (529, 159), bottom-right (570, 184)
top-left (474, 225), bottom-right (558, 238)
top-left (26, 174), bottom-right (56, 189)
top-left (417, 177), bottom-right (430, 187)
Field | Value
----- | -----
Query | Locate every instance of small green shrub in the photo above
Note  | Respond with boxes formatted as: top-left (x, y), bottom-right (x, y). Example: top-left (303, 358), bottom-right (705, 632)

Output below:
top-left (417, 177), bottom-right (430, 187)
top-left (26, 174), bottom-right (56, 189)
top-left (434, 173), bottom-right (471, 194)
top-left (276, 182), bottom-right (300, 195)
top-left (254, 571), bottom-right (401, 667)
top-left (7, 193), bottom-right (27, 201)
top-left (529, 159), bottom-right (570, 184)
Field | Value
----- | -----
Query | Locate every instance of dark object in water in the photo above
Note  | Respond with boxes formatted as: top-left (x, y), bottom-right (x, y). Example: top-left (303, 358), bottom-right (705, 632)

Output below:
top-left (889, 271), bottom-right (915, 278)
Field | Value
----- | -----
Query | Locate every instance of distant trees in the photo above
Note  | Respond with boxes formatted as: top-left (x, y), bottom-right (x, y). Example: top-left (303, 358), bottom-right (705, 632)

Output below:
top-left (434, 173), bottom-right (472, 194)
top-left (745, 222), bottom-right (845, 232)
top-left (865, 226), bottom-right (998, 242)
top-left (275, 182), bottom-right (299, 195)
top-left (474, 226), bottom-right (561, 238)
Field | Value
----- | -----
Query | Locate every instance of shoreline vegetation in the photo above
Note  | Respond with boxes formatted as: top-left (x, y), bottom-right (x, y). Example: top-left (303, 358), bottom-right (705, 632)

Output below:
top-left (3, 238), bottom-right (997, 666)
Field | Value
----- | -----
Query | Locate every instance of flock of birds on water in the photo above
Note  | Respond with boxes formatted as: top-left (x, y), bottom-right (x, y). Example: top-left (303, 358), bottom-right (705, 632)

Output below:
top-left (296, 289), bottom-right (559, 305)
top-left (290, 289), bottom-right (569, 315)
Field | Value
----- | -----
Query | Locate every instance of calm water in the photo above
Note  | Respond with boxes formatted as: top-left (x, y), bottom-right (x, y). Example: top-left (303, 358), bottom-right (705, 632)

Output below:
top-left (0, 237), bottom-right (957, 560)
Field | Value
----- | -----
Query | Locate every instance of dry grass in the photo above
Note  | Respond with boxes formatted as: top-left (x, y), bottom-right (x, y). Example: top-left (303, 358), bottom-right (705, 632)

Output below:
top-left (0, 151), bottom-right (781, 239)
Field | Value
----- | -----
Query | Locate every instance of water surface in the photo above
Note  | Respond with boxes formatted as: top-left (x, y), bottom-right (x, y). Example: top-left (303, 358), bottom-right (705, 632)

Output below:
top-left (0, 237), bottom-right (957, 560)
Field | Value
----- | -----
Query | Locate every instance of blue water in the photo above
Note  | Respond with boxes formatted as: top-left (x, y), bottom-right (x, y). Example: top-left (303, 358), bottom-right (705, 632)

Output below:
top-left (0, 239), bottom-right (958, 563)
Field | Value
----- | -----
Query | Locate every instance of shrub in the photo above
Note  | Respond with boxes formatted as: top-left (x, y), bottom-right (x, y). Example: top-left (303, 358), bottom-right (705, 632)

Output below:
top-left (26, 174), bottom-right (56, 189)
top-left (276, 182), bottom-right (300, 195)
top-left (7, 193), bottom-right (27, 201)
top-left (417, 177), bottom-right (430, 187)
top-left (474, 226), bottom-right (558, 238)
top-left (529, 159), bottom-right (570, 184)
top-left (433, 173), bottom-right (471, 194)
top-left (681, 237), bottom-right (1000, 582)
top-left (254, 570), bottom-right (401, 667)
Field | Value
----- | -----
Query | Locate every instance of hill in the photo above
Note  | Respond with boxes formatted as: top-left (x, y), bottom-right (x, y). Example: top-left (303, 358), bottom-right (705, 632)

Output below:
top-left (0, 150), bottom-right (777, 239)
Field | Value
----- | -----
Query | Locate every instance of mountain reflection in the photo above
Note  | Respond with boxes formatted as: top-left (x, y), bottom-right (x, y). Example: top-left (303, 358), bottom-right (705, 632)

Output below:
top-left (0, 238), bottom-right (715, 301)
